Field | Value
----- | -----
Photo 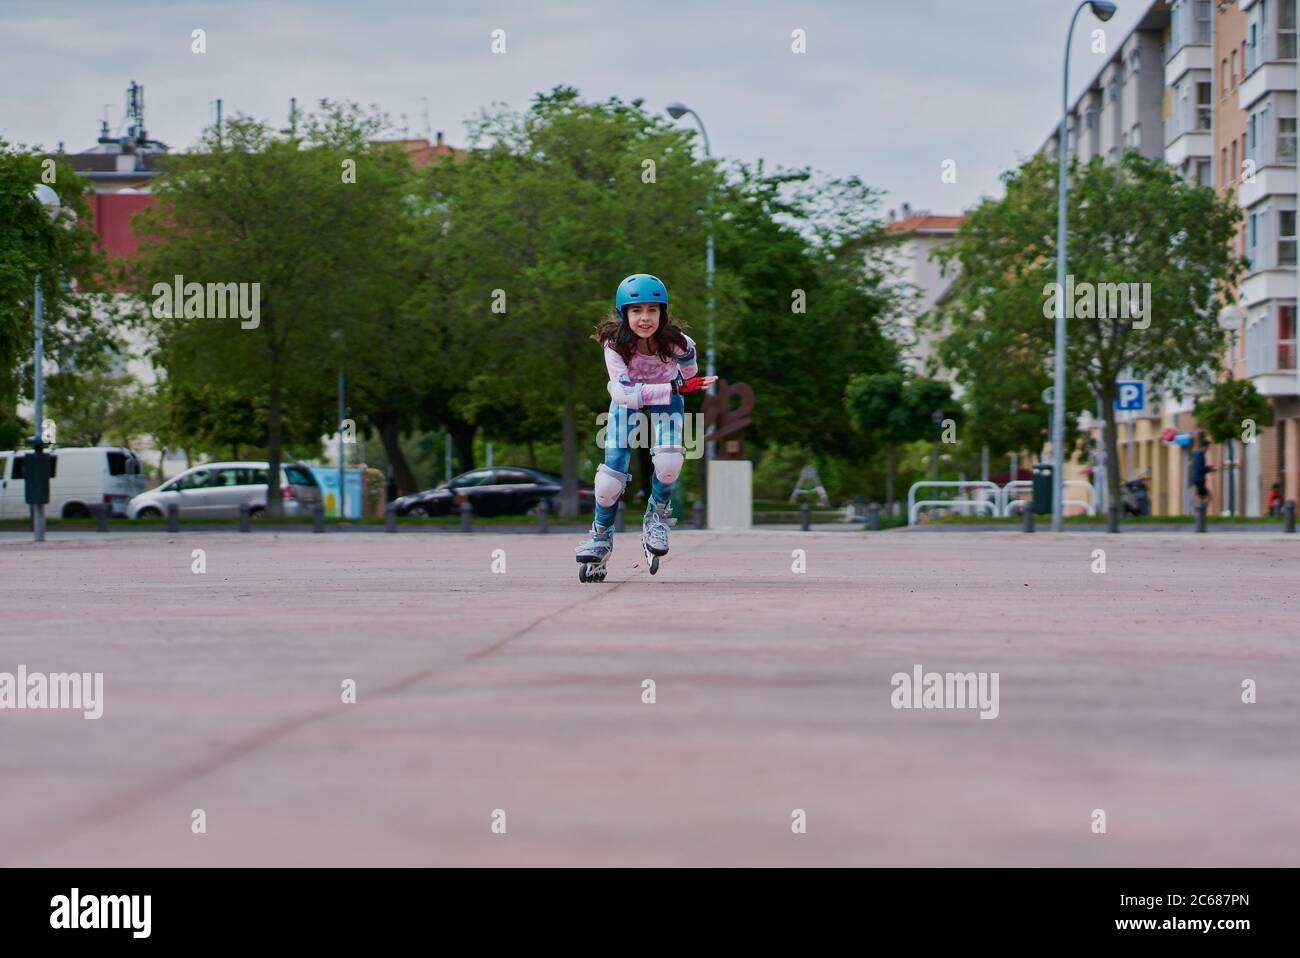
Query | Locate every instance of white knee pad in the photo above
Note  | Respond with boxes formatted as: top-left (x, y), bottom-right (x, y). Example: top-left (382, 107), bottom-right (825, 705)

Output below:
top-left (653, 447), bottom-right (685, 485)
top-left (594, 463), bottom-right (628, 508)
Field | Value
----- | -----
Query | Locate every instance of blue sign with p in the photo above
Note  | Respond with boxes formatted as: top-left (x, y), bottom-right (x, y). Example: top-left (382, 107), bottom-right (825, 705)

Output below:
top-left (1115, 381), bottom-right (1144, 411)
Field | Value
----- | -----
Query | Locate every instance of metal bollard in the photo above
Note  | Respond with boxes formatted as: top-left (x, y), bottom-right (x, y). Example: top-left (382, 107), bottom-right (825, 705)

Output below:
top-left (867, 502), bottom-right (881, 531)
top-left (1107, 503), bottom-right (1119, 534)
top-left (537, 499), bottom-right (549, 534)
top-left (385, 503), bottom-right (398, 533)
top-left (614, 500), bottom-right (626, 533)
top-left (1022, 505), bottom-right (1034, 533)
top-left (800, 500), bottom-right (811, 531)
top-left (239, 503), bottom-right (252, 533)
top-left (167, 503), bottom-right (179, 532)
top-left (93, 503), bottom-right (109, 532)
top-left (692, 500), bottom-right (704, 530)
top-left (1194, 500), bottom-right (1207, 533)
top-left (1285, 500), bottom-right (1296, 534)
top-left (312, 503), bottom-right (325, 533)
top-left (460, 499), bottom-right (472, 532)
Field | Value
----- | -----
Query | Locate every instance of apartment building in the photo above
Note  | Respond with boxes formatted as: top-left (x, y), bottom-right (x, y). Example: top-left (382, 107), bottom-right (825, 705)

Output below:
top-left (1043, 0), bottom-right (1300, 515)
top-left (885, 205), bottom-right (963, 376)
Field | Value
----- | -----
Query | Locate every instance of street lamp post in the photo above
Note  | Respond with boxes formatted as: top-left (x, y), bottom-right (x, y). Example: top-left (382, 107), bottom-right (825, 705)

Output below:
top-left (338, 365), bottom-right (346, 521)
top-left (667, 102), bottom-right (715, 500)
top-left (1053, 1), bottom-right (1118, 532)
top-left (30, 184), bottom-right (62, 543)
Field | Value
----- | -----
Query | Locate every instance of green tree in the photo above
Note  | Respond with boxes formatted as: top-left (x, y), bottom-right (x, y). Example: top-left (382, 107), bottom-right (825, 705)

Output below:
top-left (131, 103), bottom-right (391, 515)
top-left (845, 370), bottom-right (956, 506)
top-left (1, 144), bottom-right (106, 443)
top-left (1194, 376), bottom-right (1272, 515)
top-left (934, 150), bottom-right (1245, 510)
top-left (717, 165), bottom-right (902, 465)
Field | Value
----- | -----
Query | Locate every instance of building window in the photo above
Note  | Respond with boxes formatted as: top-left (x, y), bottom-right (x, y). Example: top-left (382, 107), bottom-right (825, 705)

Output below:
top-left (1197, 82), bottom-right (1212, 130)
top-left (1223, 146), bottom-right (1230, 186)
top-left (1231, 49), bottom-right (1238, 87)
top-left (1197, 159), bottom-right (1212, 186)
top-left (1196, 0), bottom-right (1211, 43)
top-left (1231, 140), bottom-right (1238, 181)
top-left (1274, 302), bottom-right (1294, 369)
top-left (1279, 210), bottom-right (1296, 265)
top-left (1282, 0), bottom-right (1298, 59)
top-left (1249, 211), bottom-right (1258, 265)
top-left (1281, 116), bottom-right (1298, 162)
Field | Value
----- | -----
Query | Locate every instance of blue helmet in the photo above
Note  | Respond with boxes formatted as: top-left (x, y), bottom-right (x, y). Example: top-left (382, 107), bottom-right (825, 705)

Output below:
top-left (615, 273), bottom-right (668, 319)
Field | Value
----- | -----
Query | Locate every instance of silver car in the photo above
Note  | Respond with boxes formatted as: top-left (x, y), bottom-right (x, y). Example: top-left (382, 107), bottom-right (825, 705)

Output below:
top-left (127, 461), bottom-right (323, 519)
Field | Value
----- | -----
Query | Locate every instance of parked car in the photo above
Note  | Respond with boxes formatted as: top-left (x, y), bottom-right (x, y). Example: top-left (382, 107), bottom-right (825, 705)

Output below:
top-left (392, 467), bottom-right (594, 517)
top-left (127, 461), bottom-right (322, 519)
top-left (0, 446), bottom-right (146, 519)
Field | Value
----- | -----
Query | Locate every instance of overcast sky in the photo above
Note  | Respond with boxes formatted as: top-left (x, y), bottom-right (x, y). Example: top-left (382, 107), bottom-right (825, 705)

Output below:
top-left (2, 0), bottom-right (1150, 216)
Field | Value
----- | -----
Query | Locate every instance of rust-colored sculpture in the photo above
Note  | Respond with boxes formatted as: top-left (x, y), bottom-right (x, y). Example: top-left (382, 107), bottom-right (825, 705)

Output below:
top-left (701, 379), bottom-right (754, 460)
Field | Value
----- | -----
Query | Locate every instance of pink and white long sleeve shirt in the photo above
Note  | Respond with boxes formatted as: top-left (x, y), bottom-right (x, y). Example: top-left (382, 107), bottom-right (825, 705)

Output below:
top-left (603, 335), bottom-right (698, 406)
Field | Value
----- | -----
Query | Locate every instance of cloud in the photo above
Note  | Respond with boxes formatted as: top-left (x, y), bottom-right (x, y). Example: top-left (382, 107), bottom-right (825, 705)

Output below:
top-left (0, 0), bottom-right (1149, 215)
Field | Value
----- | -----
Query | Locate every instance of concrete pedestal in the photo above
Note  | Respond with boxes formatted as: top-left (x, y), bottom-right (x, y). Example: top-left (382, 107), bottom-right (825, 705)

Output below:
top-left (707, 459), bottom-right (752, 530)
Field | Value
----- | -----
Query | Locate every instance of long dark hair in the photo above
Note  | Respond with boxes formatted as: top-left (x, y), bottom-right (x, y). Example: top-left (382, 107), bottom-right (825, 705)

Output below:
top-left (592, 305), bottom-right (690, 364)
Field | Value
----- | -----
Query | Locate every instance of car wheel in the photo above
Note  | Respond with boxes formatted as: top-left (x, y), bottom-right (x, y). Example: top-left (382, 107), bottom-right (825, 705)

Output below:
top-left (136, 506), bottom-right (163, 519)
top-left (62, 502), bottom-right (92, 519)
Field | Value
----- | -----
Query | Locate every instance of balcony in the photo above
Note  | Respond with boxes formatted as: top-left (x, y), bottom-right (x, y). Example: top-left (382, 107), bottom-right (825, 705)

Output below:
top-left (1165, 44), bottom-right (1211, 85)
top-left (1239, 61), bottom-right (1296, 111)
top-left (1165, 130), bottom-right (1211, 168)
top-left (1245, 307), bottom-right (1299, 395)
top-left (1241, 268), bottom-right (1298, 303)
top-left (1237, 163), bottom-right (1297, 209)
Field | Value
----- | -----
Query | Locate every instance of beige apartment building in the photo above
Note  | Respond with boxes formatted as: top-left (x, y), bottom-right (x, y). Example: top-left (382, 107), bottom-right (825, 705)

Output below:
top-left (1044, 0), bottom-right (1299, 516)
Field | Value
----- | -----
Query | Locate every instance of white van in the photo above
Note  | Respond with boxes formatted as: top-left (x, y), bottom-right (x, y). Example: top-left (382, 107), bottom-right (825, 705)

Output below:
top-left (0, 447), bottom-right (146, 519)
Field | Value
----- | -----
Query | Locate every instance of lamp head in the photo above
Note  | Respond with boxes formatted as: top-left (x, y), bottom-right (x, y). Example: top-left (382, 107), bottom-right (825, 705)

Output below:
top-left (666, 102), bottom-right (690, 120)
top-left (1089, 1), bottom-right (1118, 21)
top-left (32, 183), bottom-right (61, 222)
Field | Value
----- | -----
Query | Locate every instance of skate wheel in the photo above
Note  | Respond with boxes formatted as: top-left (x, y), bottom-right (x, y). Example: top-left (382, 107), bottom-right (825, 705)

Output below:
top-left (578, 565), bottom-right (589, 583)
top-left (649, 555), bottom-right (659, 575)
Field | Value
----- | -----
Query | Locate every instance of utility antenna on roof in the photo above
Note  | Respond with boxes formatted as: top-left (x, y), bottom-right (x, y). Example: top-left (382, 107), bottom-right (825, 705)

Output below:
top-left (416, 97), bottom-right (431, 140)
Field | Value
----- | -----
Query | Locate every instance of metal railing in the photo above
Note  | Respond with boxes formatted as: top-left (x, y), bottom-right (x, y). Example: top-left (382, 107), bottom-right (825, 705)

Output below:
top-left (908, 478), bottom-right (1096, 525)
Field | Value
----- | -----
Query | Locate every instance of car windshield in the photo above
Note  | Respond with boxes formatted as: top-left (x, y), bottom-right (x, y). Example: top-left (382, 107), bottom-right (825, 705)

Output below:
top-left (285, 465), bottom-right (318, 487)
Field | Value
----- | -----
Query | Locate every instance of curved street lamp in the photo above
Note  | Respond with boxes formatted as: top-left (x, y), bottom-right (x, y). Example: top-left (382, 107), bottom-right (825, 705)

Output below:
top-left (1053, 1), bottom-right (1118, 532)
top-left (666, 102), bottom-right (717, 497)
top-left (29, 184), bottom-right (62, 543)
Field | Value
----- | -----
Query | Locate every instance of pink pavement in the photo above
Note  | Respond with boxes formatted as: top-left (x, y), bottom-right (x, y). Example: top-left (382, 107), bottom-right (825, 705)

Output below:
top-left (1, 530), bottom-right (1297, 866)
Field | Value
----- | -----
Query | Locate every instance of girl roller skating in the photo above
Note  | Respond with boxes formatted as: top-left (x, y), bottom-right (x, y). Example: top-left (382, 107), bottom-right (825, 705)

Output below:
top-left (575, 273), bottom-right (715, 582)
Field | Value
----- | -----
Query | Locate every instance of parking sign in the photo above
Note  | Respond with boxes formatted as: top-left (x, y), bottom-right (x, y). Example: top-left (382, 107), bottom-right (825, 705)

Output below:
top-left (1115, 380), bottom-right (1144, 411)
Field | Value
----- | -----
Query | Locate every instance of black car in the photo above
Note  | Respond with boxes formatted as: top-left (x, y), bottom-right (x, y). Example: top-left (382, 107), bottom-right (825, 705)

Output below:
top-left (391, 467), bottom-right (594, 517)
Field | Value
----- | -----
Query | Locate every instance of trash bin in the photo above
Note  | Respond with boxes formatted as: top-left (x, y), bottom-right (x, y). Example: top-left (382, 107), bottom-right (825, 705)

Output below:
top-left (1031, 463), bottom-right (1054, 515)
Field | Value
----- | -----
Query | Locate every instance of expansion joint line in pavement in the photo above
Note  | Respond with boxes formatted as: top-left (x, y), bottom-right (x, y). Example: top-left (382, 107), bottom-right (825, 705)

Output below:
top-left (1, 534), bottom-right (710, 863)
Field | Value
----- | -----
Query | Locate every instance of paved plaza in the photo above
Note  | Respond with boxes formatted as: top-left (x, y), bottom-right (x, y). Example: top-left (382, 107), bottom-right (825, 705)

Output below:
top-left (2, 530), bottom-right (1297, 866)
